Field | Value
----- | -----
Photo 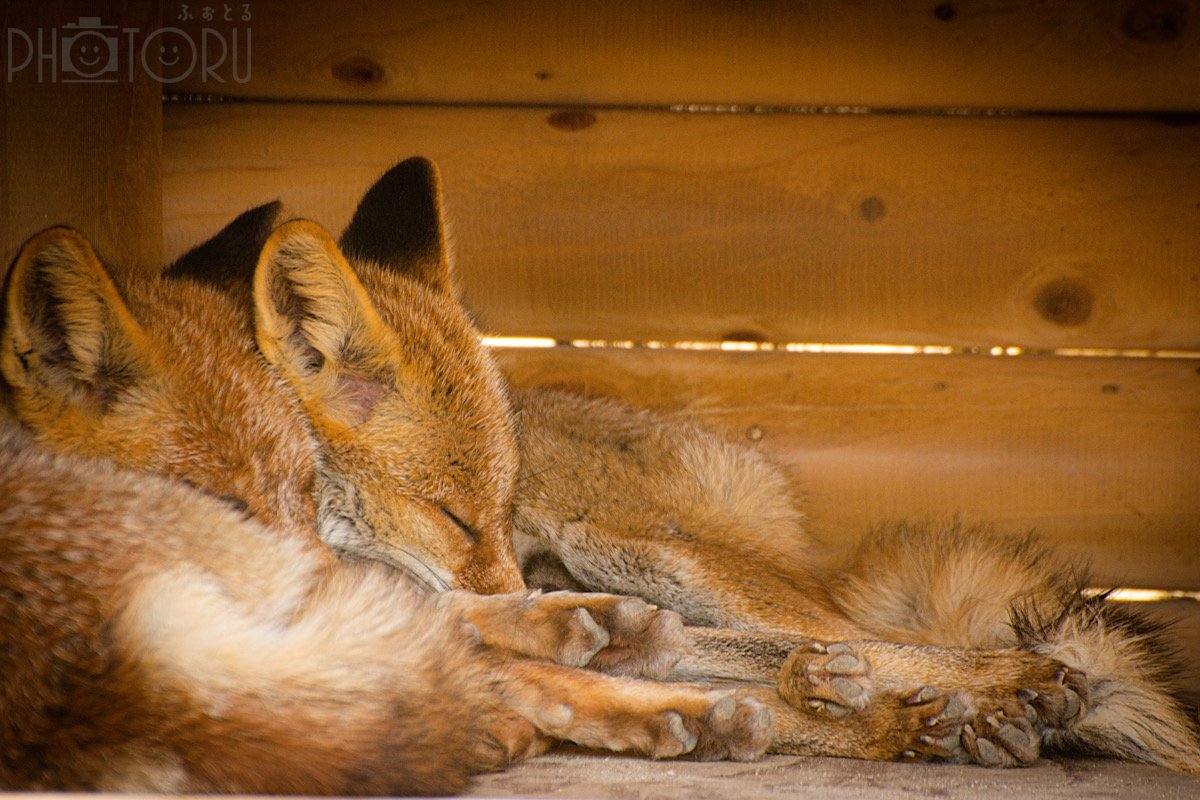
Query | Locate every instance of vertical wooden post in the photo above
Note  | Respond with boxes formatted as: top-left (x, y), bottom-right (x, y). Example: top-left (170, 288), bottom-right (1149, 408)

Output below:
top-left (2, 1), bottom-right (162, 272)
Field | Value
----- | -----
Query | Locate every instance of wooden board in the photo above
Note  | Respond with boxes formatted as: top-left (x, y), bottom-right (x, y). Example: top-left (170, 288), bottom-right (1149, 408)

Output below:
top-left (1140, 600), bottom-right (1200, 697)
top-left (1, 1), bottom-right (162, 272)
top-left (494, 347), bottom-right (1200, 591)
top-left (164, 104), bottom-right (1200, 350)
top-left (168, 0), bottom-right (1200, 112)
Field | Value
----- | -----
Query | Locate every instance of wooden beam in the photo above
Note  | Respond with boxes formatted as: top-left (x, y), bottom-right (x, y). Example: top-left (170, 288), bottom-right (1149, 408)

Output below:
top-left (166, 0), bottom-right (1200, 111)
top-left (2, 1), bottom-right (162, 272)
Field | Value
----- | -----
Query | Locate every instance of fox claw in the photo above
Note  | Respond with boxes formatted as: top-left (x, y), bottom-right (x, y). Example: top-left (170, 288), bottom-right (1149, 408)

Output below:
top-left (961, 712), bottom-right (1039, 766)
top-left (1019, 662), bottom-right (1090, 733)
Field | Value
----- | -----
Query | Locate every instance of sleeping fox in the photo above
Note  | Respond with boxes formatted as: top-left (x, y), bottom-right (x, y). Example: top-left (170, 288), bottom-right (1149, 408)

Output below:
top-left (165, 158), bottom-right (1199, 773)
top-left (510, 288), bottom-right (1200, 773)
top-left (0, 203), bottom-right (778, 790)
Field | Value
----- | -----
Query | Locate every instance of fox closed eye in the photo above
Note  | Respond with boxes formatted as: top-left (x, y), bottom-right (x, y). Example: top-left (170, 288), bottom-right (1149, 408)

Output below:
top-left (440, 507), bottom-right (478, 542)
top-left (178, 478), bottom-right (251, 516)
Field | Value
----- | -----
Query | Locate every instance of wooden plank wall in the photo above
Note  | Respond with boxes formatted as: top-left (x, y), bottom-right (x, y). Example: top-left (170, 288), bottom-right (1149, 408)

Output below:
top-left (495, 349), bottom-right (1200, 591)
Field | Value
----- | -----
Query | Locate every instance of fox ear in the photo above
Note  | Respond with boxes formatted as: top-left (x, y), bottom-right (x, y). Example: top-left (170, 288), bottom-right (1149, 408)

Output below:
top-left (339, 157), bottom-right (453, 295)
top-left (165, 201), bottom-right (284, 288)
top-left (1, 227), bottom-right (150, 414)
top-left (253, 219), bottom-right (391, 425)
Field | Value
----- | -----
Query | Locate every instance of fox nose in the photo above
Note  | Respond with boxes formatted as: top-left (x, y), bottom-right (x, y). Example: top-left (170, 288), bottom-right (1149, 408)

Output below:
top-left (458, 542), bottom-right (526, 594)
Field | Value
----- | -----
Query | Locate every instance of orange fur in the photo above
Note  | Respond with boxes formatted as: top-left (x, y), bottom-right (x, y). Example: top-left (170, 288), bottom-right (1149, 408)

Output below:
top-left (169, 160), bottom-right (1197, 773)
top-left (0, 209), bottom-right (776, 791)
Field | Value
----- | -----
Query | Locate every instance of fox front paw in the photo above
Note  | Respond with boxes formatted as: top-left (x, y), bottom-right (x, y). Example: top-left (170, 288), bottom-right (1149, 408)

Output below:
top-left (569, 690), bottom-right (773, 762)
top-left (573, 595), bottom-right (687, 679)
top-left (517, 592), bottom-right (686, 678)
top-left (688, 693), bottom-right (776, 762)
top-left (778, 641), bottom-right (875, 718)
top-left (898, 686), bottom-right (1041, 767)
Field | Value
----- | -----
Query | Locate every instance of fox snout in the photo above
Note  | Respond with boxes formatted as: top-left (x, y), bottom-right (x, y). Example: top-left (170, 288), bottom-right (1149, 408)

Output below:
top-left (458, 542), bottom-right (526, 594)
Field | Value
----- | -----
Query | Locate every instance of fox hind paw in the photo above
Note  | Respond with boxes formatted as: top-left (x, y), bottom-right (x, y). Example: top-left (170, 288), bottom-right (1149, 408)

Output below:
top-left (778, 641), bottom-right (875, 718)
top-left (607, 692), bottom-right (772, 761)
top-left (505, 591), bottom-right (686, 677)
top-left (1022, 665), bottom-right (1089, 732)
top-left (900, 686), bottom-right (1041, 767)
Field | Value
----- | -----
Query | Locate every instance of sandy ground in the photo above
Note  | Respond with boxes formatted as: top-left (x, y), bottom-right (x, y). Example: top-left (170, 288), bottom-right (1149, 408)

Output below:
top-left (3, 754), bottom-right (1196, 799)
top-left (465, 752), bottom-right (1200, 799)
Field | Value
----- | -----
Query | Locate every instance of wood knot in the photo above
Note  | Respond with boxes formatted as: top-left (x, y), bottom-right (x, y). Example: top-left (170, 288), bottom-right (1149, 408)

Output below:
top-left (933, 3), bottom-right (957, 21)
top-left (332, 56), bottom-right (384, 87)
top-left (1034, 278), bottom-right (1094, 327)
top-left (859, 196), bottom-right (886, 222)
top-left (1122, 1), bottom-right (1188, 43)
top-left (547, 110), bottom-right (597, 131)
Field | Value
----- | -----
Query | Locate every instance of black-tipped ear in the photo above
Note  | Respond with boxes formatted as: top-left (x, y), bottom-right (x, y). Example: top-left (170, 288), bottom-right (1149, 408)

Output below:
top-left (2, 227), bottom-right (151, 415)
top-left (165, 201), bottom-right (284, 288)
top-left (339, 157), bottom-right (452, 294)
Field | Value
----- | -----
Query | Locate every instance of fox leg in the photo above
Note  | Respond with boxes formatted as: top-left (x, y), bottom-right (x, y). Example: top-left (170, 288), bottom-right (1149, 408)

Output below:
top-left (775, 639), bottom-right (1091, 766)
top-left (671, 627), bottom-right (1081, 767)
top-left (827, 522), bottom-right (1200, 773)
top-left (493, 659), bottom-right (774, 761)
top-left (494, 643), bottom-right (1048, 767)
top-left (437, 590), bottom-right (687, 678)
top-left (685, 682), bottom-right (1029, 765)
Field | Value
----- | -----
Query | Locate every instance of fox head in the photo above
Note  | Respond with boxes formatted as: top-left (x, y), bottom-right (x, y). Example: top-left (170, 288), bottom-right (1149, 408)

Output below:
top-left (249, 159), bottom-right (524, 594)
top-left (0, 217), bottom-right (323, 544)
top-left (3, 160), bottom-right (524, 595)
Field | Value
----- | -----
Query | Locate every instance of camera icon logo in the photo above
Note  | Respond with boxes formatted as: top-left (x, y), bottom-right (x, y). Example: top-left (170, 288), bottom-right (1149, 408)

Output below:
top-left (60, 17), bottom-right (119, 82)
